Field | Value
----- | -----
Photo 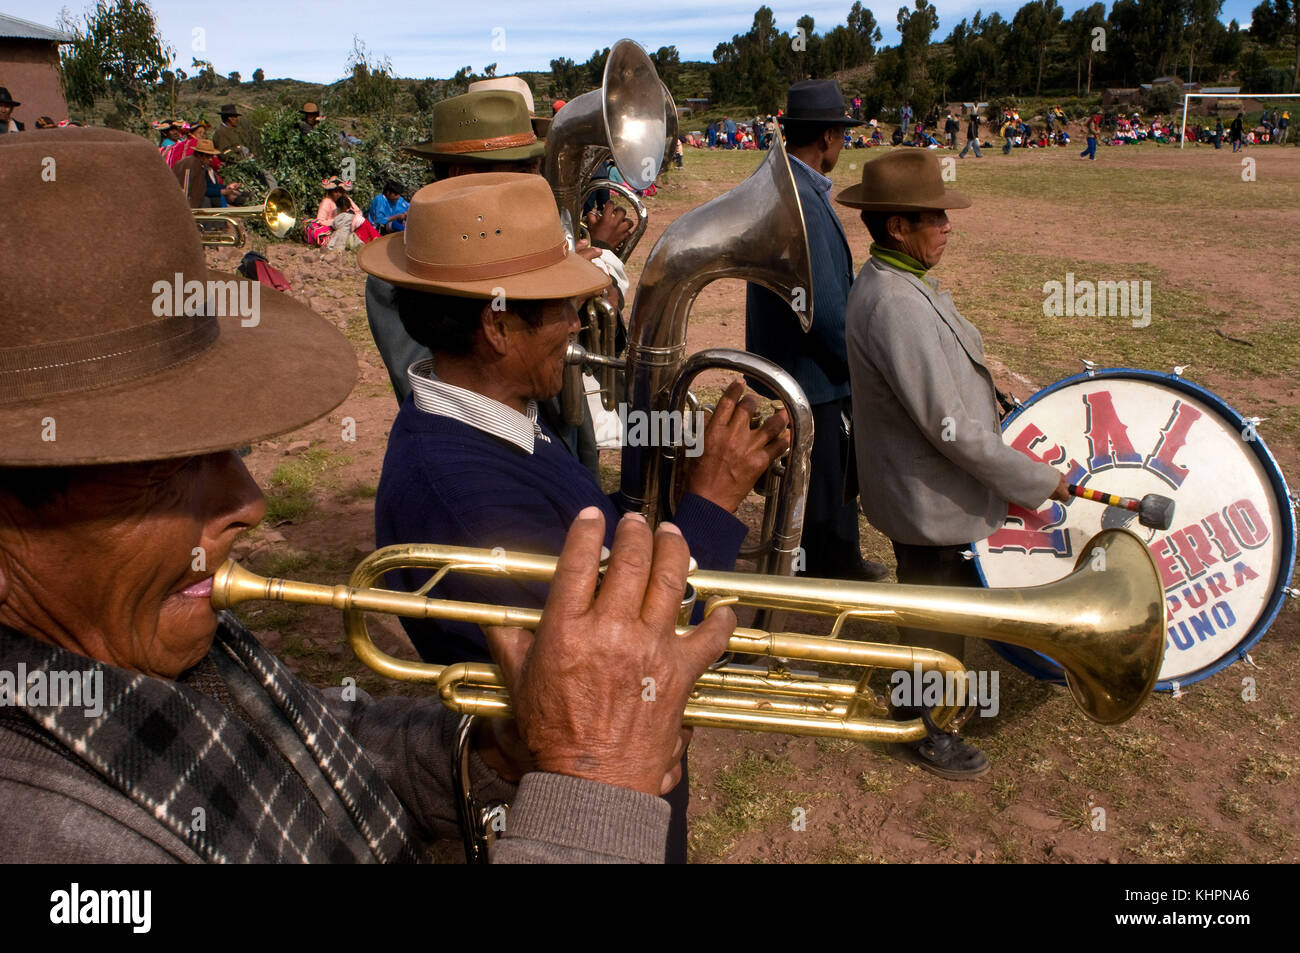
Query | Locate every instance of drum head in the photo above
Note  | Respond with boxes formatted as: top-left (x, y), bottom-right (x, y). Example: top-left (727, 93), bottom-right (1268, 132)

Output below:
top-left (974, 368), bottom-right (1296, 690)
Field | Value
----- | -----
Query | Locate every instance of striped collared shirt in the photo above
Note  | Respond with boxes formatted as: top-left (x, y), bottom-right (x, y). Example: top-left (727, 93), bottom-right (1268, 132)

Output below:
top-left (407, 358), bottom-right (550, 453)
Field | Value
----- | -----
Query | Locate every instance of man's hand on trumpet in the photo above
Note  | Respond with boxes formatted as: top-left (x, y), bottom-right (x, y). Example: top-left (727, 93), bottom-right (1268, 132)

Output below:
top-left (685, 379), bottom-right (793, 514)
top-left (485, 508), bottom-right (735, 796)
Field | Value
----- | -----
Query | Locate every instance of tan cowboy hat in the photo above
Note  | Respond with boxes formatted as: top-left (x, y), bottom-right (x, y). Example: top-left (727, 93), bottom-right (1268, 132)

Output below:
top-left (0, 128), bottom-right (356, 466)
top-left (835, 149), bottom-right (972, 211)
top-left (301, 102), bottom-right (323, 116)
top-left (404, 90), bottom-right (545, 163)
top-left (192, 138), bottom-right (219, 155)
top-left (358, 172), bottom-right (607, 300)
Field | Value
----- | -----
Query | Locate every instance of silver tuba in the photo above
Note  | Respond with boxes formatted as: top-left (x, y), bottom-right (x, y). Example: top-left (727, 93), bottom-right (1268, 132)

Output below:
top-left (618, 133), bottom-right (816, 577)
top-left (548, 39), bottom-right (668, 428)
top-left (543, 38), bottom-right (667, 263)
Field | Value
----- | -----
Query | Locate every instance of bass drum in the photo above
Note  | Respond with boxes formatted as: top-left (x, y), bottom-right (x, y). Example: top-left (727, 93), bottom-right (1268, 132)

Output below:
top-left (973, 368), bottom-right (1296, 691)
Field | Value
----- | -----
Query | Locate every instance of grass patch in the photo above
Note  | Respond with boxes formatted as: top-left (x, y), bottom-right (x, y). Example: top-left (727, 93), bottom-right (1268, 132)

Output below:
top-left (264, 446), bottom-right (352, 524)
top-left (689, 751), bottom-right (802, 860)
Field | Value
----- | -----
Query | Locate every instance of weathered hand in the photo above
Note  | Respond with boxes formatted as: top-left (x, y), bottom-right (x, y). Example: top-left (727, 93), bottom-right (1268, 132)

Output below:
top-left (585, 202), bottom-right (634, 248)
top-left (685, 380), bottom-right (792, 514)
top-left (484, 508), bottom-right (734, 796)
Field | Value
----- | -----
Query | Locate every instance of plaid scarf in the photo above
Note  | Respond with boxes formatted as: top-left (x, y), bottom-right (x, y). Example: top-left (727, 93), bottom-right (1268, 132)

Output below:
top-left (0, 614), bottom-right (424, 863)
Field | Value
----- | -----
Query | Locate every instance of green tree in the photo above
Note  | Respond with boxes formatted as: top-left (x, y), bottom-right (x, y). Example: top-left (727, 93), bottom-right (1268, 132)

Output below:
top-left (58, 0), bottom-right (172, 130)
top-left (848, 1), bottom-right (883, 56)
top-left (335, 37), bottom-right (399, 116)
top-left (227, 70), bottom-right (241, 86)
top-left (191, 57), bottom-right (217, 91)
top-left (1251, 0), bottom-right (1300, 89)
top-left (651, 45), bottom-right (681, 95)
top-left (253, 67), bottom-right (265, 86)
top-left (896, 0), bottom-right (940, 103)
top-left (550, 57), bottom-right (582, 98)
top-left (584, 48), bottom-right (610, 88)
top-left (1184, 0), bottom-right (1225, 82)
top-left (1065, 3), bottom-right (1107, 95)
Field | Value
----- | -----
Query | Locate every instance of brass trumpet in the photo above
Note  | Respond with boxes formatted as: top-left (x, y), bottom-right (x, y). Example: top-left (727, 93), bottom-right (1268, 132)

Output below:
top-left (211, 527), bottom-right (1167, 737)
top-left (193, 187), bottom-right (296, 246)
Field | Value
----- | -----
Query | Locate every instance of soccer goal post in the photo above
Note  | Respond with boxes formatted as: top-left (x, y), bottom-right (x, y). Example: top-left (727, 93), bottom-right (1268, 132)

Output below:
top-left (1180, 92), bottom-right (1300, 148)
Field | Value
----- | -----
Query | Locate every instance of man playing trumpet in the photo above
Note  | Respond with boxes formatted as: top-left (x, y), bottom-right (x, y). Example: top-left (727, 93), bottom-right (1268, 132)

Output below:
top-left (0, 129), bottom-right (733, 864)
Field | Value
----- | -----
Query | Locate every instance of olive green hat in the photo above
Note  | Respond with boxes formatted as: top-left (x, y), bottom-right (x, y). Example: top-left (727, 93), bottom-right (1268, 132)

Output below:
top-left (404, 90), bottom-right (546, 163)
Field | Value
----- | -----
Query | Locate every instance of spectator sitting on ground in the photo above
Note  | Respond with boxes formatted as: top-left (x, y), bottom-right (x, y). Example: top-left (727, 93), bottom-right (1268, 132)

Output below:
top-left (312, 176), bottom-right (365, 254)
top-left (368, 181), bottom-right (410, 234)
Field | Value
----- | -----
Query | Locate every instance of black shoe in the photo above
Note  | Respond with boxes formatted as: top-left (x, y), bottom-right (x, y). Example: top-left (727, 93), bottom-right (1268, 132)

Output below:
top-left (892, 722), bottom-right (990, 780)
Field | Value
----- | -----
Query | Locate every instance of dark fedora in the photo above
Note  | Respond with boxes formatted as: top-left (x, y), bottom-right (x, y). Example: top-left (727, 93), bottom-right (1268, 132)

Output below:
top-left (835, 149), bottom-right (971, 211)
top-left (0, 129), bottom-right (357, 465)
top-left (219, 104), bottom-right (240, 118)
top-left (0, 87), bottom-right (20, 108)
top-left (779, 80), bottom-right (858, 127)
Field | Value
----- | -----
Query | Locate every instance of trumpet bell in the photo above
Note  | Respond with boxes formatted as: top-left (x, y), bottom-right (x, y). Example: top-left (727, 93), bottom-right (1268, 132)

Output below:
top-left (262, 187), bottom-right (296, 239)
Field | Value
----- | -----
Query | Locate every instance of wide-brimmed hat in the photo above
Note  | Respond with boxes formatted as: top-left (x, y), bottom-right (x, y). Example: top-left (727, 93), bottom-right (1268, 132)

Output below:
top-left (404, 90), bottom-right (545, 163)
top-left (358, 173), bottom-right (607, 300)
top-left (835, 149), bottom-right (972, 211)
top-left (321, 175), bottom-right (352, 191)
top-left (301, 102), bottom-right (322, 116)
top-left (0, 129), bottom-right (356, 466)
top-left (779, 80), bottom-right (860, 128)
top-left (0, 87), bottom-right (20, 107)
top-left (469, 76), bottom-right (550, 137)
top-left (219, 104), bottom-right (240, 118)
top-left (192, 138), bottom-right (219, 155)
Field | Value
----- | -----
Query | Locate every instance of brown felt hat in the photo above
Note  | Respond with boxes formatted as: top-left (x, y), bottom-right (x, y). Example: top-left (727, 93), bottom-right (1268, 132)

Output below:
top-left (403, 90), bottom-right (545, 163)
top-left (192, 137), bottom-right (219, 155)
top-left (0, 128), bottom-right (357, 466)
top-left (835, 149), bottom-right (972, 211)
top-left (357, 172), bottom-right (608, 300)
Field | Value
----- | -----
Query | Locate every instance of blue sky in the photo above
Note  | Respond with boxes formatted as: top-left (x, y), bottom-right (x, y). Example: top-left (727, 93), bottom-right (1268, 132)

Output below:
top-left (22, 0), bottom-right (1261, 84)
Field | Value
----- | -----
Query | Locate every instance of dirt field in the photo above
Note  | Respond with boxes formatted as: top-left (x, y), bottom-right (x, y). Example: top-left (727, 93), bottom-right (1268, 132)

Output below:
top-left (213, 139), bottom-right (1300, 863)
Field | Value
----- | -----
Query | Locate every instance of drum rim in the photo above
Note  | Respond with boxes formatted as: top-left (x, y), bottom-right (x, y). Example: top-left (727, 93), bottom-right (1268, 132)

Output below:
top-left (975, 367), bottom-right (1297, 692)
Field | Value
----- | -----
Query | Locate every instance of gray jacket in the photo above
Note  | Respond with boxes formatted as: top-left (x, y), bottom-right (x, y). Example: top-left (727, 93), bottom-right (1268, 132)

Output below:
top-left (846, 257), bottom-right (1059, 546)
top-left (0, 634), bottom-right (669, 864)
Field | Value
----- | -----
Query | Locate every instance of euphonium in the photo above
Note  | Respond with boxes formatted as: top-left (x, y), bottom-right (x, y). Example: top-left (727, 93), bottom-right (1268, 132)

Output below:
top-left (210, 527), bottom-right (1167, 733)
top-left (543, 38), bottom-right (665, 260)
top-left (619, 132), bottom-right (816, 577)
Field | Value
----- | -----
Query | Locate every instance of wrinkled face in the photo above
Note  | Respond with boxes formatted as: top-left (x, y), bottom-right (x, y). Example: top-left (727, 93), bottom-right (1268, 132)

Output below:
top-left (890, 210), bottom-right (952, 270)
top-left (499, 298), bottom-right (583, 401)
top-left (0, 453), bottom-right (266, 678)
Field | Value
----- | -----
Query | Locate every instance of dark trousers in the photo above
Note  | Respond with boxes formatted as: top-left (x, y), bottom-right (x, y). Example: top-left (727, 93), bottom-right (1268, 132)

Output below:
top-left (802, 399), bottom-right (863, 576)
top-left (890, 540), bottom-right (982, 665)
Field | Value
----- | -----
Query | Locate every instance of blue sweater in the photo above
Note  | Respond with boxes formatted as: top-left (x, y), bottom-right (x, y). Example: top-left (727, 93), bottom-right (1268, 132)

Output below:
top-left (375, 397), bottom-right (748, 664)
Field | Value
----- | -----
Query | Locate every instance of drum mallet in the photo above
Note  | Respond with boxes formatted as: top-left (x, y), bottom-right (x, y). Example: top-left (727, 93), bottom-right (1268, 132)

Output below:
top-left (1068, 484), bottom-right (1176, 531)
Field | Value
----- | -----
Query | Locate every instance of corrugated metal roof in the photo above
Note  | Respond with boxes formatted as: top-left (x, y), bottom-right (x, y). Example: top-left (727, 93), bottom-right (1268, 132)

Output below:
top-left (0, 13), bottom-right (74, 42)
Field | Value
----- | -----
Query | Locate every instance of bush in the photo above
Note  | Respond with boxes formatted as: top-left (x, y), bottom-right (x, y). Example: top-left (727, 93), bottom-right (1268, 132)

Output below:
top-left (216, 108), bottom-right (430, 240)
